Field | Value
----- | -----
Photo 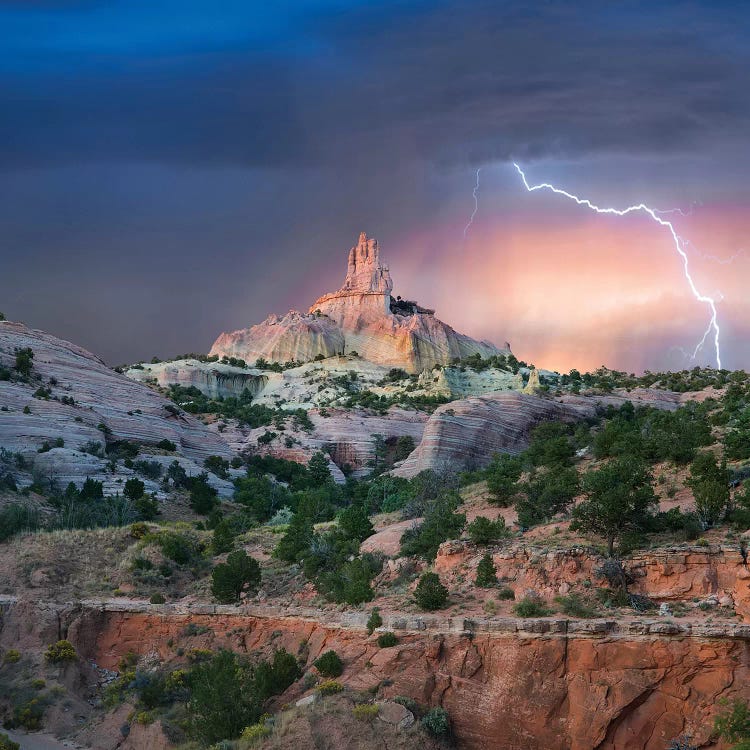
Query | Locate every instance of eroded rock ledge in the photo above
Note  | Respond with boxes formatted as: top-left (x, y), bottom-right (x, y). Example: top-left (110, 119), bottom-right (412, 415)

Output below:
top-left (1, 596), bottom-right (748, 750)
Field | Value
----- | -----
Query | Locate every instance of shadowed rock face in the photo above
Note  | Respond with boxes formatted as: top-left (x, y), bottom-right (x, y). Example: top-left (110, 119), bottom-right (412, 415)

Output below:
top-left (210, 232), bottom-right (510, 372)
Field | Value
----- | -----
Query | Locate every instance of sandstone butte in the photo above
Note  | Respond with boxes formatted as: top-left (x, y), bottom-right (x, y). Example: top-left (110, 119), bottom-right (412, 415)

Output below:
top-left (209, 232), bottom-right (510, 373)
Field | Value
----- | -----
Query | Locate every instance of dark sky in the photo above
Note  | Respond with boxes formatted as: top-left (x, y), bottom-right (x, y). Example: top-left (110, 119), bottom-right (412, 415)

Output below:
top-left (1, 1), bottom-right (749, 371)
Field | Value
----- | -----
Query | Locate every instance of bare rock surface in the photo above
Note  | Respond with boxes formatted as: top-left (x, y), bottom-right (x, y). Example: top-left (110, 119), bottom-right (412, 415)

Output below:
top-left (0, 321), bottom-right (233, 495)
top-left (394, 388), bottom-right (685, 477)
top-left (126, 358), bottom-right (269, 399)
top-left (210, 232), bottom-right (510, 372)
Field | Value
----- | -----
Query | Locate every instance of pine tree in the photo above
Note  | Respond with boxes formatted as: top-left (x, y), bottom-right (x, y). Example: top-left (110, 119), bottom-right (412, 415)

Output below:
top-left (475, 554), bottom-right (497, 587)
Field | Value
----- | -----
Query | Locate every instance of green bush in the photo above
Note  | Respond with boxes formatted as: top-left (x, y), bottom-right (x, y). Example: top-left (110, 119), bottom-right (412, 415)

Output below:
top-left (554, 593), bottom-right (599, 618)
top-left (414, 572), bottom-right (448, 611)
top-left (212, 519), bottom-right (235, 554)
top-left (399, 492), bottom-right (465, 561)
top-left (513, 597), bottom-right (552, 618)
top-left (45, 639), bottom-right (77, 663)
top-left (157, 531), bottom-right (196, 565)
top-left (421, 706), bottom-right (450, 736)
top-left (467, 515), bottom-right (509, 545)
top-left (156, 439), bottom-right (177, 452)
top-left (497, 587), bottom-right (515, 600)
top-left (377, 632), bottom-right (398, 648)
top-left (316, 679), bottom-right (343, 695)
top-left (149, 593), bottom-right (166, 604)
top-left (366, 608), bottom-right (383, 635)
top-left (211, 550), bottom-right (262, 604)
top-left (3, 649), bottom-right (20, 664)
top-left (352, 704), bottom-right (379, 722)
top-left (0, 732), bottom-right (20, 750)
top-left (313, 650), bottom-right (343, 678)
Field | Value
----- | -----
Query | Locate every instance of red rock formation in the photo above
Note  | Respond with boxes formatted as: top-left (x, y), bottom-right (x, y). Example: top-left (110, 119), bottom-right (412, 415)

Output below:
top-left (210, 232), bottom-right (509, 372)
top-left (61, 604), bottom-right (748, 750)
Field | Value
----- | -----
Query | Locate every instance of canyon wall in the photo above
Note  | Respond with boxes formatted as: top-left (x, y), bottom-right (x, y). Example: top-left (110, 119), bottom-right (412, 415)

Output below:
top-left (61, 603), bottom-right (750, 750)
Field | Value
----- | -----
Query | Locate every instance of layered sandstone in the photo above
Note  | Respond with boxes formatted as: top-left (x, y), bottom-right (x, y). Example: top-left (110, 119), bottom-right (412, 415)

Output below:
top-left (210, 232), bottom-right (509, 372)
top-left (4, 597), bottom-right (745, 750)
top-left (394, 389), bottom-right (685, 477)
top-left (0, 321), bottom-right (233, 496)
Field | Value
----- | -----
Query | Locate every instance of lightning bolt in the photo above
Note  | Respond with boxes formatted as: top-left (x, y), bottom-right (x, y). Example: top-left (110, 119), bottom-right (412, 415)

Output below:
top-left (463, 167), bottom-right (481, 238)
top-left (513, 163), bottom-right (722, 369)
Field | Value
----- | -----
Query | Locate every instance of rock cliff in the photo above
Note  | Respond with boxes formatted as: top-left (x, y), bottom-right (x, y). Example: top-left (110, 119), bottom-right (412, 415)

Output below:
top-left (210, 232), bottom-right (509, 372)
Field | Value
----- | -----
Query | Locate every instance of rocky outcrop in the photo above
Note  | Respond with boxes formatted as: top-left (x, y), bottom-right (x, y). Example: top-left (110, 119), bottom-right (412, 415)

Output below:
top-left (394, 389), bottom-right (685, 477)
top-left (126, 358), bottom-right (269, 399)
top-left (5, 597), bottom-right (744, 750)
top-left (393, 392), bottom-right (585, 477)
top-left (210, 311), bottom-right (345, 366)
top-left (216, 405), bottom-right (428, 480)
top-left (210, 232), bottom-right (509, 372)
top-left (434, 541), bottom-right (750, 620)
top-left (0, 321), bottom-right (233, 496)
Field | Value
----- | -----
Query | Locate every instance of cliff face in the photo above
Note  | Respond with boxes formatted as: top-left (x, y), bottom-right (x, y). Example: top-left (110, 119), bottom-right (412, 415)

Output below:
top-left (46, 601), bottom-right (749, 750)
top-left (210, 232), bottom-right (509, 372)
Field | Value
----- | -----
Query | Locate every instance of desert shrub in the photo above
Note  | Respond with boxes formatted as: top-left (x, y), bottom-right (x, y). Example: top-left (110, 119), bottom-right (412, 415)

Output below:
top-left (0, 732), bottom-right (20, 750)
top-left (241, 722), bottom-right (272, 742)
top-left (3, 650), bottom-right (21, 664)
top-left (124, 478), bottom-right (145, 501)
top-left (313, 650), bottom-right (343, 678)
top-left (497, 587), bottom-right (515, 600)
top-left (467, 516), bottom-right (508, 545)
top-left (474, 554), bottom-right (497, 587)
top-left (687, 452), bottom-right (730, 528)
top-left (316, 680), bottom-right (343, 695)
top-left (149, 593), bottom-right (166, 604)
top-left (157, 532), bottom-right (196, 565)
top-left (422, 706), bottom-right (450, 736)
top-left (268, 506), bottom-right (294, 526)
top-left (366, 608), bottom-right (383, 635)
top-left (211, 550), bottom-right (261, 603)
top-left (45, 640), bottom-right (76, 663)
top-left (156, 439), bottom-right (177, 451)
top-left (400, 491), bottom-right (465, 560)
top-left (414, 572), bottom-right (448, 610)
top-left (513, 596), bottom-right (552, 618)
top-left (204, 455), bottom-right (230, 479)
top-left (352, 704), bottom-right (379, 722)
top-left (555, 593), bottom-right (599, 618)
top-left (714, 699), bottom-right (750, 748)
top-left (485, 454), bottom-right (523, 506)
top-left (377, 632), bottom-right (398, 648)
top-left (133, 459), bottom-right (162, 480)
top-left (212, 519), bottom-right (235, 554)
top-left (130, 521), bottom-right (149, 539)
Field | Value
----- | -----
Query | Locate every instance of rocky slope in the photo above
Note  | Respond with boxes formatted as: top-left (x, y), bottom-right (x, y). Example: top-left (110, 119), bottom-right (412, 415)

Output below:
top-left (394, 388), bottom-right (685, 477)
top-left (0, 321), bottom-right (233, 496)
top-left (210, 232), bottom-right (510, 372)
